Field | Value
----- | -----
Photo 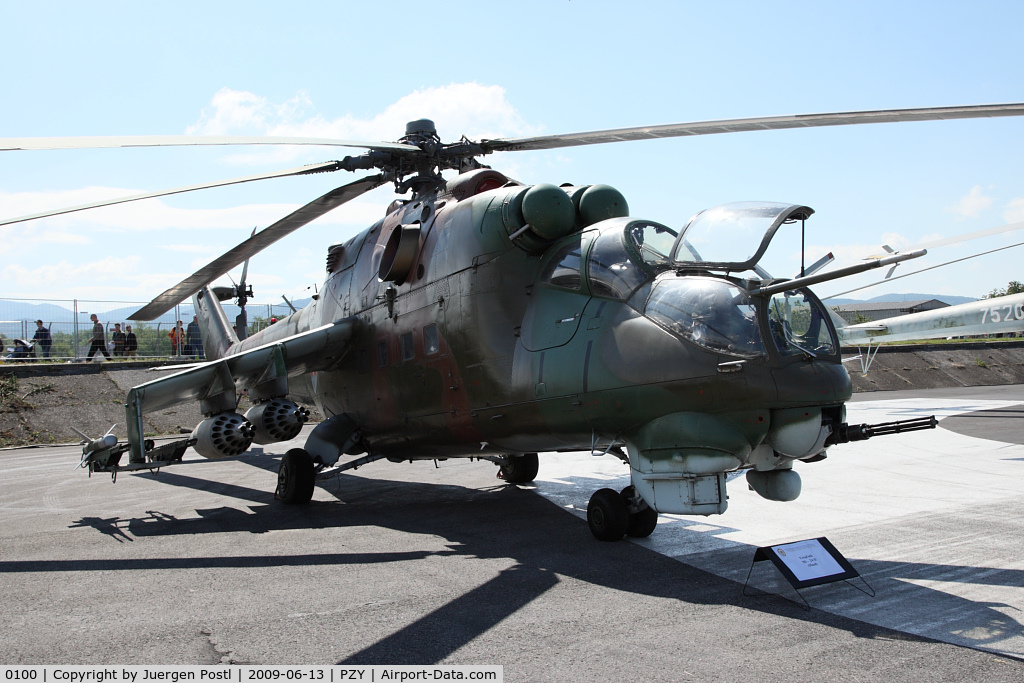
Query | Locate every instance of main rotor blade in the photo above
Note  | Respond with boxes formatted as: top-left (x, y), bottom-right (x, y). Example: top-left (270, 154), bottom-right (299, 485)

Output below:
top-left (0, 135), bottom-right (418, 153)
top-left (129, 174), bottom-right (384, 321)
top-left (915, 220), bottom-right (1024, 250)
top-left (0, 160), bottom-right (348, 227)
top-left (482, 103), bottom-right (1024, 152)
top-left (862, 220), bottom-right (1024, 260)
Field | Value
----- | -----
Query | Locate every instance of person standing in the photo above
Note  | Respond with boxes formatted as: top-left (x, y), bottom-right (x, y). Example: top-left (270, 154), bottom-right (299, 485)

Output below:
top-left (32, 320), bottom-right (52, 359)
top-left (124, 324), bottom-right (138, 358)
top-left (168, 320), bottom-right (184, 356)
top-left (86, 314), bottom-right (110, 362)
top-left (111, 323), bottom-right (126, 357)
top-left (185, 316), bottom-right (201, 357)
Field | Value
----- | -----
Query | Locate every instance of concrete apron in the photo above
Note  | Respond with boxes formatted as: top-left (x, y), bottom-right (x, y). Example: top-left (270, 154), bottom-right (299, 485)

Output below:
top-left (534, 397), bottom-right (1024, 660)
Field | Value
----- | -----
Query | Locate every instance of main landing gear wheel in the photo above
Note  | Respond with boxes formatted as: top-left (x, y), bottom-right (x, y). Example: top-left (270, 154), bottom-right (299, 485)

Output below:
top-left (587, 488), bottom-right (629, 542)
top-left (621, 486), bottom-right (658, 538)
top-left (276, 448), bottom-right (315, 504)
top-left (498, 452), bottom-right (539, 483)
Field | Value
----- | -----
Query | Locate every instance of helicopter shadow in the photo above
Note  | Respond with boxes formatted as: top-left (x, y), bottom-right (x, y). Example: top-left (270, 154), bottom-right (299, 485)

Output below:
top-left (67, 516), bottom-right (134, 543)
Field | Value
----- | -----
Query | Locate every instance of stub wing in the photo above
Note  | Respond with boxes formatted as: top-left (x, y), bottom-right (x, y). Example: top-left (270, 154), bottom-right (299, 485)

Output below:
top-left (124, 318), bottom-right (357, 462)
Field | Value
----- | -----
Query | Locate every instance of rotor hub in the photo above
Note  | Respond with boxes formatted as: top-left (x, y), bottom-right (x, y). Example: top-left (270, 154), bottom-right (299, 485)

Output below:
top-left (404, 119), bottom-right (437, 138)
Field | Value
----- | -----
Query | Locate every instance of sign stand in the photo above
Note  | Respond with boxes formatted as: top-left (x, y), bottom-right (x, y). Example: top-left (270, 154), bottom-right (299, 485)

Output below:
top-left (743, 537), bottom-right (874, 610)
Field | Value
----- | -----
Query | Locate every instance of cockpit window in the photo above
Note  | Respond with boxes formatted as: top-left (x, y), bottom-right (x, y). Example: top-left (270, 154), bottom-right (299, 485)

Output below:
top-left (540, 241), bottom-right (582, 290)
top-left (669, 202), bottom-right (813, 272)
top-left (628, 221), bottom-right (678, 270)
top-left (588, 230), bottom-right (648, 299)
top-left (767, 290), bottom-right (837, 357)
top-left (645, 276), bottom-right (765, 358)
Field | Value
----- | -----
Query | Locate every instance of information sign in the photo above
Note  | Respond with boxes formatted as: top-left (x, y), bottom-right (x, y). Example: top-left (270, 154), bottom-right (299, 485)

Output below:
top-left (770, 538), bottom-right (849, 585)
top-left (743, 536), bottom-right (873, 607)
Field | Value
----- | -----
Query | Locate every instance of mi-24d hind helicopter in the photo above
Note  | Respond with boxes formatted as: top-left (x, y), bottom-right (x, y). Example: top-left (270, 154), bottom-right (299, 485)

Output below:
top-left (4, 102), bottom-right (1024, 542)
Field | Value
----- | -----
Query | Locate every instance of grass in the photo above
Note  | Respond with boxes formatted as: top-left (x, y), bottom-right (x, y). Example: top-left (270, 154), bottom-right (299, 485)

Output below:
top-left (0, 373), bottom-right (30, 411)
top-left (0, 373), bottom-right (16, 404)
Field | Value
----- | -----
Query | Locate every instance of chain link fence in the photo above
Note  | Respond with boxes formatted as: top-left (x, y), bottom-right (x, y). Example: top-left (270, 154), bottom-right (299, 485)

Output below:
top-left (0, 297), bottom-right (297, 362)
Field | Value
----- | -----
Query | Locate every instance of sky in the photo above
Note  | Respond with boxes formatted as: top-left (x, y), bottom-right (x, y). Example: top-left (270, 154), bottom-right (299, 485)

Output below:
top-left (1, 1), bottom-right (1023, 313)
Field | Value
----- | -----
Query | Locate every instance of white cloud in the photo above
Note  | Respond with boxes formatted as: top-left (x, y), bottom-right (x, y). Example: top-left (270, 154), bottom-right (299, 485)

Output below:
top-left (877, 232), bottom-right (912, 252)
top-left (186, 89), bottom-right (315, 136)
top-left (0, 223), bottom-right (92, 257)
top-left (948, 185), bottom-right (994, 218)
top-left (0, 257), bottom-right (157, 300)
top-left (186, 83), bottom-right (540, 165)
top-left (1, 85), bottom-right (541, 302)
top-left (0, 188), bottom-right (389, 233)
top-left (1004, 198), bottom-right (1024, 223)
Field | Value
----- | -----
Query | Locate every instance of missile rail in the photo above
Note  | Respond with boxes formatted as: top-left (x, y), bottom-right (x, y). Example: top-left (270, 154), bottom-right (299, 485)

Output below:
top-left (84, 438), bottom-right (196, 481)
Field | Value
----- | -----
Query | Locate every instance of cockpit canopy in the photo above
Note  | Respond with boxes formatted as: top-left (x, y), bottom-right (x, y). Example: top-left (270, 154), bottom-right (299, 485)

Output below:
top-left (542, 203), bottom-right (817, 300)
top-left (535, 207), bottom-right (839, 360)
top-left (646, 276), bottom-right (766, 359)
top-left (587, 219), bottom-right (678, 299)
top-left (670, 202), bottom-right (814, 272)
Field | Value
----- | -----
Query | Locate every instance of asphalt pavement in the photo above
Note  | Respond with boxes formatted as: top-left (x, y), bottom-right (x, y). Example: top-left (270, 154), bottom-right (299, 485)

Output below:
top-left (1, 385), bottom-right (1023, 681)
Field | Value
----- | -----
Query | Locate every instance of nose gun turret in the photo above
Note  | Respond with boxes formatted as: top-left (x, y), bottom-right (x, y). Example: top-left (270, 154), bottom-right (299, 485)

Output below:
top-left (825, 416), bottom-right (938, 445)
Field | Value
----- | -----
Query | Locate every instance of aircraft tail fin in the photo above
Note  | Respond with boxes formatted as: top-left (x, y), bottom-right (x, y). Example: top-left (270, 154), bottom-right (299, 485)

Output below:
top-left (192, 286), bottom-right (239, 361)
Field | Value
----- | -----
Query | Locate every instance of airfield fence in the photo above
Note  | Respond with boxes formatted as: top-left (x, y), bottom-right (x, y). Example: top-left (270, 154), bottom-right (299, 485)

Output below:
top-left (0, 297), bottom-right (295, 362)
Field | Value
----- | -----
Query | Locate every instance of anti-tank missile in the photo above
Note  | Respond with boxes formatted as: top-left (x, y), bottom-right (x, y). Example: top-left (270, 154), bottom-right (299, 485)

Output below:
top-left (83, 434), bottom-right (118, 455)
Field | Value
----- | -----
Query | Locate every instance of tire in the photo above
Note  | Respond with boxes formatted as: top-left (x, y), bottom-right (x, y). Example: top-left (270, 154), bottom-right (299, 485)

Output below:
top-left (587, 488), bottom-right (628, 542)
top-left (277, 448), bottom-right (315, 504)
top-left (621, 486), bottom-right (659, 538)
top-left (499, 452), bottom-right (539, 484)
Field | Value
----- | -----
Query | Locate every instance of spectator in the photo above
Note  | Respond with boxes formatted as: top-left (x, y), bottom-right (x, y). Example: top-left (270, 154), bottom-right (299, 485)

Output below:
top-left (124, 324), bottom-right (138, 358)
top-left (86, 314), bottom-right (110, 362)
top-left (32, 320), bottom-right (52, 359)
top-left (185, 315), bottom-right (201, 357)
top-left (111, 323), bottom-right (126, 357)
top-left (168, 320), bottom-right (184, 356)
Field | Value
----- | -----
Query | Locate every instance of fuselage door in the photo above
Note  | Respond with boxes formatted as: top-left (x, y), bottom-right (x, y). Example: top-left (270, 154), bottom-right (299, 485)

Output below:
top-left (520, 233), bottom-right (593, 351)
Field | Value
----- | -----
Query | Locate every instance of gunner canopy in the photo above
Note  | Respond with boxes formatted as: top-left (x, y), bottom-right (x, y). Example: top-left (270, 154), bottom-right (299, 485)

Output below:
top-left (645, 276), bottom-right (765, 359)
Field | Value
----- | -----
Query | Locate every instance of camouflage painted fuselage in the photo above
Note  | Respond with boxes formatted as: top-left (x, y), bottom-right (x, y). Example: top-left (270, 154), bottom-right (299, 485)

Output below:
top-left (232, 171), bottom-right (852, 469)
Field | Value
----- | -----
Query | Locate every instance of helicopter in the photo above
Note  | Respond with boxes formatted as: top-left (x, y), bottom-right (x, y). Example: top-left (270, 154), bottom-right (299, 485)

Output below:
top-left (3, 102), bottom-right (1022, 542)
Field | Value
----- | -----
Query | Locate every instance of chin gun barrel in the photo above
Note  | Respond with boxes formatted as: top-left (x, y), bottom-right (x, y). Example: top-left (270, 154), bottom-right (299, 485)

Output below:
top-left (826, 416), bottom-right (938, 445)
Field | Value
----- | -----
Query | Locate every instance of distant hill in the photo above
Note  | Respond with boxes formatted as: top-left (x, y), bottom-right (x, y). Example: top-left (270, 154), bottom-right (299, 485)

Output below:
top-left (865, 293), bottom-right (977, 305)
top-left (822, 293), bottom-right (977, 306)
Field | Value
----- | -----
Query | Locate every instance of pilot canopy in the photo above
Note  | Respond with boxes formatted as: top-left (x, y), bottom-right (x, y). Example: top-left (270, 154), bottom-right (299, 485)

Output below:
top-left (670, 201), bottom-right (814, 275)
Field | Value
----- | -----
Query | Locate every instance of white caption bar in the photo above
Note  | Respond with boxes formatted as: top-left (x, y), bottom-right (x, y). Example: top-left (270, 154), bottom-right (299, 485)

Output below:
top-left (1, 667), bottom-right (502, 683)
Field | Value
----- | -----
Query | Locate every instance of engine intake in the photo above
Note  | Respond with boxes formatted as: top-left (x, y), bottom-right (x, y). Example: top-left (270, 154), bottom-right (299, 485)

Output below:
top-left (190, 412), bottom-right (254, 459)
top-left (245, 398), bottom-right (310, 444)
